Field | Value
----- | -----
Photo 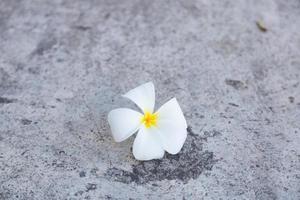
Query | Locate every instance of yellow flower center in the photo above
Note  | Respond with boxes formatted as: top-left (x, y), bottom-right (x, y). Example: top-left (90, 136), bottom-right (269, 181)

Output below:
top-left (141, 111), bottom-right (158, 128)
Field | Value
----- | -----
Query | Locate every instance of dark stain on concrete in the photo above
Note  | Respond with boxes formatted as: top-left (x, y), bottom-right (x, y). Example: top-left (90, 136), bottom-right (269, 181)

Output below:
top-left (28, 67), bottom-right (41, 75)
top-left (104, 13), bottom-right (110, 19)
top-left (73, 25), bottom-right (92, 31)
top-left (288, 96), bottom-right (294, 103)
top-left (85, 183), bottom-right (97, 192)
top-left (32, 37), bottom-right (57, 56)
top-left (225, 79), bottom-right (248, 90)
top-left (0, 97), bottom-right (16, 104)
top-left (105, 126), bottom-right (217, 184)
top-left (228, 102), bottom-right (239, 107)
top-left (15, 62), bottom-right (25, 71)
top-left (79, 171), bottom-right (86, 177)
top-left (21, 119), bottom-right (32, 125)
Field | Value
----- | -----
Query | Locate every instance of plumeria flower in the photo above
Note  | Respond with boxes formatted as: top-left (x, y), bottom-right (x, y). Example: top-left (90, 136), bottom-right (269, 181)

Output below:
top-left (108, 82), bottom-right (187, 161)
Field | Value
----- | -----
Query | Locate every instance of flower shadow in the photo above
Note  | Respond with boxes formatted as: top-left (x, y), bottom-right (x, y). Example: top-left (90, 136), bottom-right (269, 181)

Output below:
top-left (105, 126), bottom-right (217, 184)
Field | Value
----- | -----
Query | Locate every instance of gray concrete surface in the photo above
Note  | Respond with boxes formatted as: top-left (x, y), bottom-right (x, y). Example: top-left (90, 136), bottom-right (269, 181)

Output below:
top-left (0, 0), bottom-right (300, 199)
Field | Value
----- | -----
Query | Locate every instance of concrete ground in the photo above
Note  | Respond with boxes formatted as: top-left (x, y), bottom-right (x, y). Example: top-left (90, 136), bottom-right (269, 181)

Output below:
top-left (0, 0), bottom-right (300, 199)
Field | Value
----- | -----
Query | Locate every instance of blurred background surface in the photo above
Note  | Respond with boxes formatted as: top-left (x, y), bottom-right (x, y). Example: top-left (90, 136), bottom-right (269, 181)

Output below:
top-left (0, 0), bottom-right (299, 199)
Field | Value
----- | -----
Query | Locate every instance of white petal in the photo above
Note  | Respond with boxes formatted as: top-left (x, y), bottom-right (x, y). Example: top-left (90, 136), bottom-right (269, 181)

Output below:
top-left (122, 82), bottom-right (155, 113)
top-left (108, 108), bottom-right (143, 142)
top-left (155, 98), bottom-right (187, 154)
top-left (132, 126), bottom-right (164, 161)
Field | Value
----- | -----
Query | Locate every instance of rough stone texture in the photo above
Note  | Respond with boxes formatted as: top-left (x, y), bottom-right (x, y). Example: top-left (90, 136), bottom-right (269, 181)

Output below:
top-left (0, 0), bottom-right (300, 199)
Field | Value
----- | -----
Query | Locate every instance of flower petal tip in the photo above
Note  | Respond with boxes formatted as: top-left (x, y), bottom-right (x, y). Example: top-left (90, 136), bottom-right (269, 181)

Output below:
top-left (122, 82), bottom-right (155, 113)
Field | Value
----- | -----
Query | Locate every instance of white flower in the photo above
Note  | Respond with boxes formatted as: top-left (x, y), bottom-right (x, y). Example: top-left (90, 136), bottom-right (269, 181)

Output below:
top-left (108, 82), bottom-right (187, 161)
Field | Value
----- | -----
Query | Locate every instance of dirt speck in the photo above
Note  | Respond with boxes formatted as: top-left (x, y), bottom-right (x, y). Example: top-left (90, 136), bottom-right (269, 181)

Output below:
top-left (288, 96), bottom-right (294, 103)
top-left (256, 21), bottom-right (268, 32)
top-left (225, 79), bottom-right (248, 90)
top-left (85, 183), bottom-right (97, 192)
top-left (79, 171), bottom-right (86, 177)
top-left (0, 97), bottom-right (16, 104)
top-left (73, 25), bottom-right (92, 31)
top-left (21, 119), bottom-right (32, 125)
top-left (228, 102), bottom-right (239, 107)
